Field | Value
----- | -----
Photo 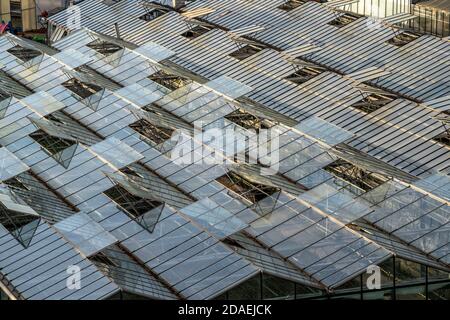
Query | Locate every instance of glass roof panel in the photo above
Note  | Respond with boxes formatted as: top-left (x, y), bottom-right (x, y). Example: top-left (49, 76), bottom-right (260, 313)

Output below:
top-left (295, 116), bottom-right (354, 146)
top-left (54, 212), bottom-right (118, 257)
top-left (203, 75), bottom-right (253, 99)
top-left (22, 91), bottom-right (66, 116)
top-left (53, 48), bottom-right (92, 69)
top-left (89, 137), bottom-right (143, 169)
top-left (134, 42), bottom-right (175, 63)
top-left (413, 173), bottom-right (450, 202)
top-left (114, 83), bottom-right (165, 107)
top-left (180, 197), bottom-right (248, 239)
top-left (0, 147), bottom-right (30, 181)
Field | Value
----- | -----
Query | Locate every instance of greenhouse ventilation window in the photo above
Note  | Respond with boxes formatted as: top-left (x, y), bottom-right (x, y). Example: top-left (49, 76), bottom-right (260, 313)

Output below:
top-left (103, 185), bottom-right (163, 219)
top-left (181, 25), bottom-right (214, 39)
top-left (324, 159), bottom-right (388, 192)
top-left (148, 70), bottom-right (191, 90)
top-left (138, 8), bottom-right (169, 21)
top-left (6, 45), bottom-right (41, 62)
top-left (225, 109), bottom-right (273, 132)
top-left (129, 119), bottom-right (174, 145)
top-left (387, 31), bottom-right (421, 47)
top-left (62, 78), bottom-right (103, 99)
top-left (119, 166), bottom-right (144, 178)
top-left (229, 44), bottom-right (265, 61)
top-left (89, 252), bottom-right (117, 267)
top-left (432, 131), bottom-right (450, 147)
top-left (284, 66), bottom-right (323, 85)
top-left (350, 93), bottom-right (394, 114)
top-left (328, 13), bottom-right (360, 28)
top-left (216, 171), bottom-right (279, 204)
top-left (86, 39), bottom-right (122, 57)
top-left (2, 177), bottom-right (29, 191)
top-left (0, 195), bottom-right (40, 248)
top-left (30, 129), bottom-right (76, 158)
top-left (278, 0), bottom-right (305, 11)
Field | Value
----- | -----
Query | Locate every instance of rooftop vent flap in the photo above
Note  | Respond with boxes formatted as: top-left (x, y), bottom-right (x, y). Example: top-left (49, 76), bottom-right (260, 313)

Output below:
top-left (277, 0), bottom-right (305, 11)
top-left (62, 78), bottom-right (103, 99)
top-left (29, 118), bottom-right (78, 169)
top-left (386, 31), bottom-right (421, 47)
top-left (138, 7), bottom-right (170, 21)
top-left (350, 93), bottom-right (394, 114)
top-left (0, 194), bottom-right (40, 248)
top-left (6, 45), bottom-right (41, 62)
top-left (327, 13), bottom-right (360, 28)
top-left (181, 25), bottom-right (214, 39)
top-left (129, 118), bottom-right (175, 146)
top-left (103, 173), bottom-right (165, 232)
top-left (229, 44), bottom-right (265, 61)
top-left (148, 69), bottom-right (191, 90)
top-left (324, 159), bottom-right (389, 192)
top-left (225, 109), bottom-right (274, 132)
top-left (284, 66), bottom-right (323, 85)
top-left (216, 171), bottom-right (280, 204)
top-left (86, 39), bottom-right (122, 57)
top-left (432, 129), bottom-right (450, 147)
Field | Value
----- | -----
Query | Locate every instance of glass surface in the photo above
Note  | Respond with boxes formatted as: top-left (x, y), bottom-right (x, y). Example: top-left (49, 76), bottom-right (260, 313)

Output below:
top-left (53, 48), bottom-right (91, 69)
top-left (363, 288), bottom-right (394, 300)
top-left (227, 275), bottom-right (261, 300)
top-left (295, 116), bottom-right (353, 146)
top-left (90, 137), bottom-right (143, 169)
top-left (54, 212), bottom-right (118, 257)
top-left (413, 173), bottom-right (450, 201)
top-left (180, 197), bottom-right (248, 239)
top-left (114, 83), bottom-right (164, 107)
top-left (395, 257), bottom-right (427, 285)
top-left (262, 274), bottom-right (295, 300)
top-left (22, 91), bottom-right (65, 116)
top-left (0, 147), bottom-right (30, 181)
top-left (395, 285), bottom-right (426, 300)
top-left (428, 282), bottom-right (450, 300)
top-left (204, 75), bottom-right (253, 99)
top-left (134, 42), bottom-right (175, 63)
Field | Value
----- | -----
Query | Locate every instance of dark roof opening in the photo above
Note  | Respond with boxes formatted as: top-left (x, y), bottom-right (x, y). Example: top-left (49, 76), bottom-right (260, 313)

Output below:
top-left (119, 166), bottom-right (144, 178)
top-left (138, 8), bottom-right (169, 21)
top-left (284, 66), bottom-right (323, 85)
top-left (181, 25), bottom-right (213, 39)
top-left (432, 131), bottom-right (450, 147)
top-left (102, 0), bottom-right (122, 6)
top-left (86, 39), bottom-right (122, 56)
top-left (387, 31), bottom-right (421, 47)
top-left (148, 70), bottom-right (191, 91)
top-left (90, 252), bottom-right (118, 267)
top-left (104, 184), bottom-right (163, 218)
top-left (129, 118), bottom-right (174, 145)
top-left (328, 13), bottom-right (360, 28)
top-left (324, 159), bottom-right (388, 192)
top-left (45, 113), bottom-right (66, 125)
top-left (30, 129), bottom-right (76, 157)
top-left (62, 78), bottom-right (102, 99)
top-left (277, 0), bottom-right (305, 11)
top-left (2, 177), bottom-right (29, 191)
top-left (0, 201), bottom-right (40, 248)
top-left (350, 93), bottom-right (394, 114)
top-left (7, 45), bottom-right (41, 62)
top-left (216, 171), bottom-right (279, 204)
top-left (225, 109), bottom-right (274, 132)
top-left (229, 44), bottom-right (264, 61)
